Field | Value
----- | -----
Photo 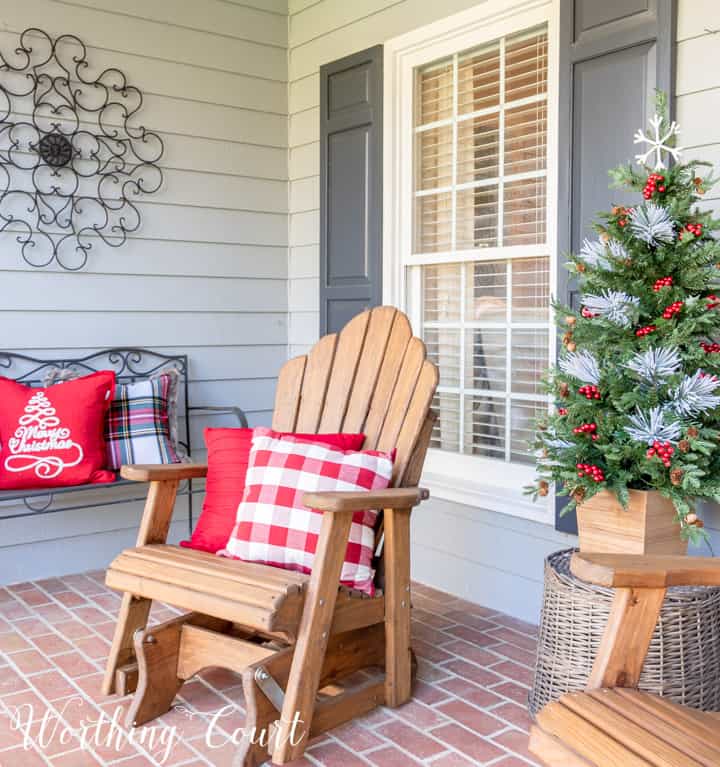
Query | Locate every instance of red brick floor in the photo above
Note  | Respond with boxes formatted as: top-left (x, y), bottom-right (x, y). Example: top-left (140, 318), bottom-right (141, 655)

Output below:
top-left (0, 573), bottom-right (540, 766)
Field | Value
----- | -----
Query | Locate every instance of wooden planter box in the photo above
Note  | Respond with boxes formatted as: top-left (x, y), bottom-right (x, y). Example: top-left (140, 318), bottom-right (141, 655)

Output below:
top-left (576, 489), bottom-right (687, 555)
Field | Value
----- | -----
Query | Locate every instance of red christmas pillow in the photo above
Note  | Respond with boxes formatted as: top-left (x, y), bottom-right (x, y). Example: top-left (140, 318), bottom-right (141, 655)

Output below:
top-left (220, 428), bottom-right (393, 595)
top-left (180, 428), bottom-right (365, 554)
top-left (0, 371), bottom-right (116, 490)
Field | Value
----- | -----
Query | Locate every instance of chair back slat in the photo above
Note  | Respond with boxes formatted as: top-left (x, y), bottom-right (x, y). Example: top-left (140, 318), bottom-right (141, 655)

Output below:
top-left (392, 361), bottom-right (439, 486)
top-left (375, 337), bottom-right (426, 457)
top-left (294, 333), bottom-right (338, 432)
top-left (318, 310), bottom-right (371, 433)
top-left (361, 312), bottom-right (413, 451)
top-left (271, 307), bottom-right (437, 490)
top-left (272, 356), bottom-right (307, 432)
top-left (341, 306), bottom-right (397, 434)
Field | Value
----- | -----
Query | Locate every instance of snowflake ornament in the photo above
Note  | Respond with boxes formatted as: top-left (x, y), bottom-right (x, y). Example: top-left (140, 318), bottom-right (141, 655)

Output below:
top-left (634, 113), bottom-right (683, 169)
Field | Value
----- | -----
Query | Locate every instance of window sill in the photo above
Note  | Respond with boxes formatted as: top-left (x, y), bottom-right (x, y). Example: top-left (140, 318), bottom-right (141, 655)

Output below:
top-left (422, 450), bottom-right (553, 524)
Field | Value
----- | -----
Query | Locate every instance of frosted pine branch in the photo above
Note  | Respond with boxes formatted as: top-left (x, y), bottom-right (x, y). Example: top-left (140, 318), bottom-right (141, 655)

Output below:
top-left (625, 406), bottom-right (682, 445)
top-left (581, 290), bottom-right (640, 328)
top-left (625, 346), bottom-right (682, 383)
top-left (559, 350), bottom-right (600, 385)
top-left (669, 371), bottom-right (720, 417)
top-left (629, 203), bottom-right (675, 245)
top-left (578, 238), bottom-right (611, 270)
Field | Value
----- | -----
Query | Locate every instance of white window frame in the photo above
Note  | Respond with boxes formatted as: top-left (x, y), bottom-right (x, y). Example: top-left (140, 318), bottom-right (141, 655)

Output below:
top-left (383, 0), bottom-right (560, 523)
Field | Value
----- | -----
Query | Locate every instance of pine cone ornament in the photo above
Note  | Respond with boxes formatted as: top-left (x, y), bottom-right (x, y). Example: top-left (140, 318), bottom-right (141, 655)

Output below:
top-left (687, 427), bottom-right (699, 439)
top-left (678, 439), bottom-right (690, 453)
top-left (670, 468), bottom-right (684, 486)
top-left (559, 381), bottom-right (570, 398)
top-left (572, 487), bottom-right (586, 504)
top-left (538, 481), bottom-right (549, 497)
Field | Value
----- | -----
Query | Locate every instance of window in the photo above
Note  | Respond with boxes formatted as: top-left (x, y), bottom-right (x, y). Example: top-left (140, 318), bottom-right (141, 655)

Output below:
top-left (384, 1), bottom-right (557, 518)
top-left (410, 27), bottom-right (550, 464)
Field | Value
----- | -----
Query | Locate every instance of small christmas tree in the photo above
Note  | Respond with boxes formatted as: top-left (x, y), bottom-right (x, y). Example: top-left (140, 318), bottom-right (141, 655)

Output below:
top-left (530, 93), bottom-right (720, 545)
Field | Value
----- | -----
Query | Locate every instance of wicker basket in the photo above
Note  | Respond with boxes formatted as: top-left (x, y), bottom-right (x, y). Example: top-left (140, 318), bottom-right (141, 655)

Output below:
top-left (529, 549), bottom-right (720, 716)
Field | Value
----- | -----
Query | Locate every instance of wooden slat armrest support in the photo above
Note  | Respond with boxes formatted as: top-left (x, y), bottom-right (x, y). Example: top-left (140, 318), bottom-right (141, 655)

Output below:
top-left (120, 464), bottom-right (209, 482)
top-left (571, 552), bottom-right (720, 589)
top-left (303, 487), bottom-right (430, 513)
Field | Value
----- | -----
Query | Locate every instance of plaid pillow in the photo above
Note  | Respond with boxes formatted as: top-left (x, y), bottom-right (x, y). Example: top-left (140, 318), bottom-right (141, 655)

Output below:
top-left (220, 427), bottom-right (393, 595)
top-left (105, 374), bottom-right (179, 469)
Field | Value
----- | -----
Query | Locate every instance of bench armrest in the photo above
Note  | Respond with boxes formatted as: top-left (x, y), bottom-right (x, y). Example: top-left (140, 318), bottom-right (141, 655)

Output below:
top-left (121, 463), bottom-right (208, 482)
top-left (302, 487), bottom-right (430, 513)
top-left (571, 552), bottom-right (720, 589)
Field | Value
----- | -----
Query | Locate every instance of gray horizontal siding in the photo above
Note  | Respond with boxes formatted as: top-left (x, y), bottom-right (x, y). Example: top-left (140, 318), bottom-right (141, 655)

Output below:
top-left (0, 0), bottom-right (289, 580)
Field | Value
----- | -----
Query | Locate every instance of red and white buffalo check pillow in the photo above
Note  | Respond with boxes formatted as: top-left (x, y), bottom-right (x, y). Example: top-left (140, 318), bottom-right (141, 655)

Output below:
top-left (220, 427), bottom-right (393, 595)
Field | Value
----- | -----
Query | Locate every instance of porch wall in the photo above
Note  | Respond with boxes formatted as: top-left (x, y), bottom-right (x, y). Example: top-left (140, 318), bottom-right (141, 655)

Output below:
top-left (287, 0), bottom-right (720, 623)
top-left (0, 0), bottom-right (290, 583)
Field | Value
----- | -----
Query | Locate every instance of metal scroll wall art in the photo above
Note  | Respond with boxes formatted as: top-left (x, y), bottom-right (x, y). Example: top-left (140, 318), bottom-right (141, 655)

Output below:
top-left (0, 28), bottom-right (164, 270)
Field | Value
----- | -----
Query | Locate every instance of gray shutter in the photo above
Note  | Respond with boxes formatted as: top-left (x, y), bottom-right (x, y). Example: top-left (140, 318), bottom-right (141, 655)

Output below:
top-left (555, 0), bottom-right (676, 533)
top-left (319, 45), bottom-right (383, 335)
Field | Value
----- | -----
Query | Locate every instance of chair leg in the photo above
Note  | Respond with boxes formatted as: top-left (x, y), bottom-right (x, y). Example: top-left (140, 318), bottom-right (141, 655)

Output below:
top-left (102, 593), bottom-right (152, 695)
top-left (383, 507), bottom-right (413, 707)
top-left (271, 510), bottom-right (354, 764)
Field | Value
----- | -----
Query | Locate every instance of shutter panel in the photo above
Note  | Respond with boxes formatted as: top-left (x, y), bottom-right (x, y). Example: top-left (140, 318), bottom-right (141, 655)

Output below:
top-left (554, 0), bottom-right (676, 533)
top-left (319, 45), bottom-right (383, 335)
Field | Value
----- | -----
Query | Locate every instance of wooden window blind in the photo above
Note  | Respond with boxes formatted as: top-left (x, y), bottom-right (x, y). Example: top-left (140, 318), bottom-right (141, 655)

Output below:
top-left (410, 26), bottom-right (551, 463)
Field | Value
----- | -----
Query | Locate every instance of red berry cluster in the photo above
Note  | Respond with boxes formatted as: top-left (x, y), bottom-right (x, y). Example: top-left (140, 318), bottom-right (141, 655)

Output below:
top-left (679, 223), bottom-right (703, 241)
top-left (646, 440), bottom-right (674, 467)
top-left (576, 463), bottom-right (605, 482)
top-left (708, 294), bottom-right (720, 310)
top-left (653, 276), bottom-right (673, 292)
top-left (642, 173), bottom-right (666, 199)
top-left (636, 325), bottom-right (657, 337)
top-left (581, 306), bottom-right (598, 319)
top-left (578, 385), bottom-right (601, 400)
top-left (557, 408), bottom-right (568, 416)
top-left (701, 342), bottom-right (720, 353)
top-left (573, 422), bottom-right (598, 441)
top-left (662, 301), bottom-right (683, 320)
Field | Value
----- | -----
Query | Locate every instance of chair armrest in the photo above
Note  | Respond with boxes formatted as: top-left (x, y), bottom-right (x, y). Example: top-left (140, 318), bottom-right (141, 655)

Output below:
top-left (121, 463), bottom-right (208, 482)
top-left (188, 404), bottom-right (248, 427)
top-left (302, 487), bottom-right (430, 513)
top-left (571, 552), bottom-right (720, 589)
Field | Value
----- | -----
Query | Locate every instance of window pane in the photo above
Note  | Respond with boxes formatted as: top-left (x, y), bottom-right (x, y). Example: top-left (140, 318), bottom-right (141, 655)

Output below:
top-left (503, 176), bottom-right (546, 246)
top-left (465, 260), bottom-right (506, 322)
top-left (466, 329), bottom-right (506, 391)
top-left (505, 31), bottom-right (548, 103)
top-left (431, 392), bottom-right (460, 450)
top-left (423, 263), bottom-right (461, 321)
top-left (463, 394), bottom-right (506, 457)
top-left (457, 114), bottom-right (500, 184)
top-left (505, 102), bottom-right (547, 176)
top-left (418, 125), bottom-right (453, 190)
top-left (510, 399), bottom-right (546, 463)
top-left (425, 328), bottom-right (461, 387)
top-left (511, 329), bottom-right (548, 395)
top-left (456, 185), bottom-right (498, 249)
top-left (512, 256), bottom-right (549, 322)
top-left (416, 191), bottom-right (452, 252)
top-left (458, 43), bottom-right (500, 115)
top-left (417, 59), bottom-right (453, 125)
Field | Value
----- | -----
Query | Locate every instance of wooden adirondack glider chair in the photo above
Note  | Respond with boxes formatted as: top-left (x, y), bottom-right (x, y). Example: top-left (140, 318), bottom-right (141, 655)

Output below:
top-left (102, 306), bottom-right (438, 766)
top-left (530, 551), bottom-right (720, 766)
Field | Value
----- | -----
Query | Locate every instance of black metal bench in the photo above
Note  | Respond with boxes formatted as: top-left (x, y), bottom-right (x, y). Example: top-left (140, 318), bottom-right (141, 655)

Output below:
top-left (0, 348), bottom-right (246, 531)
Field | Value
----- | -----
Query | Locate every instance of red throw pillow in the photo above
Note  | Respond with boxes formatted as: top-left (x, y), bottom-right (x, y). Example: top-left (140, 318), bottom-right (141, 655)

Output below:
top-left (220, 428), bottom-right (393, 595)
top-left (180, 428), bottom-right (366, 553)
top-left (0, 372), bottom-right (116, 490)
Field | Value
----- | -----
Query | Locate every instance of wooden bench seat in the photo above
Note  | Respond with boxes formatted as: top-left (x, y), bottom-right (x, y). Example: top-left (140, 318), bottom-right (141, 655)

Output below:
top-left (106, 544), bottom-right (309, 637)
top-left (531, 688), bottom-right (720, 766)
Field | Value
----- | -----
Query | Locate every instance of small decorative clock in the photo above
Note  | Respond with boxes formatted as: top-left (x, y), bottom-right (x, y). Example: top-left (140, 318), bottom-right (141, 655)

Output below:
top-left (0, 27), bottom-right (164, 270)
